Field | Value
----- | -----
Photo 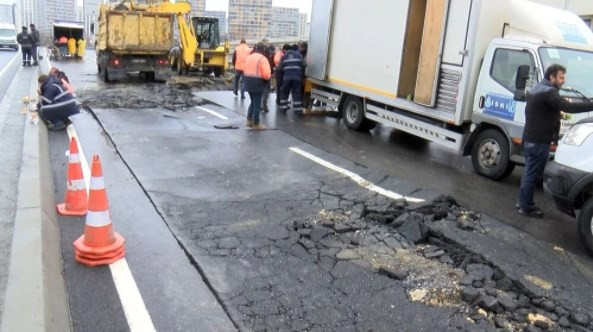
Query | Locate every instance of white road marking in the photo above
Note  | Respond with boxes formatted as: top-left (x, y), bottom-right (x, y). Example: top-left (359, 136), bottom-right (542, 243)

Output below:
top-left (289, 147), bottom-right (425, 203)
top-left (195, 105), bottom-right (229, 120)
top-left (0, 51), bottom-right (19, 78)
top-left (66, 124), bottom-right (156, 332)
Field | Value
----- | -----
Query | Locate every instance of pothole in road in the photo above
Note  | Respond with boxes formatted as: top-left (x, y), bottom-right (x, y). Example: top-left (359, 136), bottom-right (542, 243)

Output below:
top-left (292, 195), bottom-right (593, 332)
top-left (77, 74), bottom-right (233, 110)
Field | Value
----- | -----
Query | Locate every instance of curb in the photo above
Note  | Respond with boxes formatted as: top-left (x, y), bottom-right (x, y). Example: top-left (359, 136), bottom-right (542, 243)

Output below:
top-left (0, 49), bottom-right (71, 332)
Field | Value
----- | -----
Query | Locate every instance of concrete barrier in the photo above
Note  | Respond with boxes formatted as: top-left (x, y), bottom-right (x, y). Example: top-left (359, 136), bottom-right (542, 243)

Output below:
top-left (0, 49), bottom-right (71, 332)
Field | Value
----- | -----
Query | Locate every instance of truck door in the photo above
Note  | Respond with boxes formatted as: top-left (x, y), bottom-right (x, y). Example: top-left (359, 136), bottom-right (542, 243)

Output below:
top-left (474, 47), bottom-right (538, 127)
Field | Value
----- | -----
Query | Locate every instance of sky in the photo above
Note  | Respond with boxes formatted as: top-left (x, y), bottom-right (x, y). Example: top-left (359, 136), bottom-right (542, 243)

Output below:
top-left (206, 0), bottom-right (313, 17)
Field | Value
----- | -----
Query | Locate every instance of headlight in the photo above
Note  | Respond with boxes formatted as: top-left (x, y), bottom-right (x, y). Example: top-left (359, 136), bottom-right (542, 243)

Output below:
top-left (562, 123), bottom-right (593, 146)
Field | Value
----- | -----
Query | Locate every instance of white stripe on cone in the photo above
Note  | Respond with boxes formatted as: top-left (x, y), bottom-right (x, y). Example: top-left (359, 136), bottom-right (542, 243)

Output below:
top-left (90, 176), bottom-right (105, 190)
top-left (67, 179), bottom-right (86, 191)
top-left (86, 210), bottom-right (111, 227)
top-left (69, 153), bottom-right (81, 163)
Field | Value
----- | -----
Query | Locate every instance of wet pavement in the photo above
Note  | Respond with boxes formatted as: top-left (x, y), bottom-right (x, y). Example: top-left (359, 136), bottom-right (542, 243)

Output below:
top-left (45, 52), bottom-right (593, 331)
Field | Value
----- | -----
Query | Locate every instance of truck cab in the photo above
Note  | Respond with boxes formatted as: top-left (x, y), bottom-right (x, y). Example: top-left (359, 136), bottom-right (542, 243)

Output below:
top-left (470, 35), bottom-right (593, 179)
top-left (544, 118), bottom-right (593, 256)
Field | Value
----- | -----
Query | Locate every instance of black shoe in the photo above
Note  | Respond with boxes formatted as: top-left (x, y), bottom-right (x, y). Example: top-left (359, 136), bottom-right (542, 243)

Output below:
top-left (233, 91), bottom-right (238, 97)
top-left (33, 62), bottom-right (38, 66)
top-left (261, 107), bottom-right (269, 113)
top-left (241, 95), bottom-right (245, 100)
top-left (64, 118), bottom-right (72, 126)
top-left (518, 207), bottom-right (544, 218)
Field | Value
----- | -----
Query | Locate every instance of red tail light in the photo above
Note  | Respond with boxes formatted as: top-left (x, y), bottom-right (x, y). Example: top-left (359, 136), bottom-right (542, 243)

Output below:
top-left (157, 59), bottom-right (169, 66)
top-left (109, 58), bottom-right (121, 66)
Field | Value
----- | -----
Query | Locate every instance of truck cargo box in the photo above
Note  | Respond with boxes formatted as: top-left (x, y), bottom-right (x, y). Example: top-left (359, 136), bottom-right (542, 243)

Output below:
top-left (97, 8), bottom-right (173, 53)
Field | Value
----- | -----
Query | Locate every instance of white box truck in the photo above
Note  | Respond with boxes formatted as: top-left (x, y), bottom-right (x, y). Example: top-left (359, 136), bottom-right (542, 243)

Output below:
top-left (306, 0), bottom-right (593, 180)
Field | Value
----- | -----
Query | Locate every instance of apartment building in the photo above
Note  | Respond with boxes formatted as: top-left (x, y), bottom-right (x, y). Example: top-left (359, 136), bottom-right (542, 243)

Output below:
top-left (228, 0), bottom-right (272, 40)
top-left (267, 6), bottom-right (298, 38)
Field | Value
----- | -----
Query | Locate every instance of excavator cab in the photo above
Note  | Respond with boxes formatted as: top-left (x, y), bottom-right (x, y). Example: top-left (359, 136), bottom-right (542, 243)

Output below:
top-left (192, 17), bottom-right (220, 50)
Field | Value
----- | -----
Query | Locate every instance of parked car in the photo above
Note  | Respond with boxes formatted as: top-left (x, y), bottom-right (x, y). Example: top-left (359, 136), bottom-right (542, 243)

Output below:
top-left (544, 117), bottom-right (593, 256)
top-left (0, 23), bottom-right (18, 51)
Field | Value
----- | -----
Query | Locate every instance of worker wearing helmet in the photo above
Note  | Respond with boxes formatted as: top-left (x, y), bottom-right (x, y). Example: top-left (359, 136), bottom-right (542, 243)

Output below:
top-left (243, 42), bottom-right (272, 130)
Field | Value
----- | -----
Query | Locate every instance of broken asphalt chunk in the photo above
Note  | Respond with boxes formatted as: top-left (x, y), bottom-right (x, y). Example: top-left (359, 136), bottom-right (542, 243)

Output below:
top-left (378, 266), bottom-right (408, 280)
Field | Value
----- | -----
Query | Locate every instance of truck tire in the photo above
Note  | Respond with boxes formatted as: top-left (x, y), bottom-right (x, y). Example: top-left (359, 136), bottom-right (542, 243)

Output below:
top-left (578, 197), bottom-right (593, 256)
top-left (342, 95), bottom-right (375, 131)
top-left (213, 67), bottom-right (224, 77)
top-left (102, 62), bottom-right (110, 83)
top-left (471, 129), bottom-right (514, 180)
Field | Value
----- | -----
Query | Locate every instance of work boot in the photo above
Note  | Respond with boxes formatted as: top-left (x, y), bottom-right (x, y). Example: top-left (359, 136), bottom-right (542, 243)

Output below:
top-left (241, 94), bottom-right (246, 100)
top-left (33, 62), bottom-right (38, 66)
top-left (261, 106), bottom-right (269, 113)
top-left (251, 124), bottom-right (266, 131)
top-left (245, 119), bottom-right (253, 128)
top-left (233, 91), bottom-right (238, 97)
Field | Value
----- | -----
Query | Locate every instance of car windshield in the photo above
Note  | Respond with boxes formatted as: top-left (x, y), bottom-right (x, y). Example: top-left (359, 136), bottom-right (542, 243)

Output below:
top-left (539, 47), bottom-right (593, 98)
top-left (0, 29), bottom-right (15, 37)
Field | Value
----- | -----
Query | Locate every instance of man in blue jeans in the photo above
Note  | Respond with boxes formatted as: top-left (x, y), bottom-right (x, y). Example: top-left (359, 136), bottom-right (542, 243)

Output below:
top-left (519, 64), bottom-right (593, 218)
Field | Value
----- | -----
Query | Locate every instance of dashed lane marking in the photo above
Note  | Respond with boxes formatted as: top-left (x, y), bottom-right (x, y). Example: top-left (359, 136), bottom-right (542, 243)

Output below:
top-left (0, 51), bottom-right (19, 79)
top-left (195, 105), bottom-right (229, 120)
top-left (289, 147), bottom-right (425, 203)
top-left (66, 125), bottom-right (157, 332)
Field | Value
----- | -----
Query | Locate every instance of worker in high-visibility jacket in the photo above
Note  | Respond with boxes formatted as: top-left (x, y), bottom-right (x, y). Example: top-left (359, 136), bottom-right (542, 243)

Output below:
top-left (243, 42), bottom-right (272, 131)
top-left (274, 44), bottom-right (290, 106)
top-left (67, 37), bottom-right (76, 56)
top-left (277, 44), bottom-right (305, 114)
top-left (232, 39), bottom-right (251, 99)
top-left (77, 38), bottom-right (86, 59)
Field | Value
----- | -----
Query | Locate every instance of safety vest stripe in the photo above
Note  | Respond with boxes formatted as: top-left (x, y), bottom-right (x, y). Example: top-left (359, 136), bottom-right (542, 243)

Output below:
top-left (67, 179), bottom-right (86, 191)
top-left (69, 153), bottom-right (80, 163)
top-left (284, 66), bottom-right (302, 70)
top-left (86, 210), bottom-right (111, 227)
top-left (90, 176), bottom-right (105, 190)
top-left (283, 59), bottom-right (302, 63)
top-left (40, 98), bottom-right (77, 111)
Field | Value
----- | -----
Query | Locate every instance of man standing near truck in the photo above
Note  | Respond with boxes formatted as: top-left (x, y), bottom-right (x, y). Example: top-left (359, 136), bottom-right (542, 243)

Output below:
top-left (518, 64), bottom-right (593, 218)
top-left (30, 24), bottom-right (39, 66)
top-left (233, 39), bottom-right (250, 99)
top-left (277, 44), bottom-right (305, 115)
top-left (243, 42), bottom-right (271, 130)
top-left (17, 26), bottom-right (33, 66)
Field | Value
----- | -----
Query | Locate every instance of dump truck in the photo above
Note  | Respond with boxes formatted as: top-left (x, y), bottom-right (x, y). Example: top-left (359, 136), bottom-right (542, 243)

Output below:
top-left (169, 16), bottom-right (229, 76)
top-left (307, 0), bottom-right (593, 180)
top-left (95, 1), bottom-right (174, 82)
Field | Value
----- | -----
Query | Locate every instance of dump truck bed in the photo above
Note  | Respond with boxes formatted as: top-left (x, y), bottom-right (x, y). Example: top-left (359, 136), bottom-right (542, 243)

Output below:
top-left (97, 8), bottom-right (174, 53)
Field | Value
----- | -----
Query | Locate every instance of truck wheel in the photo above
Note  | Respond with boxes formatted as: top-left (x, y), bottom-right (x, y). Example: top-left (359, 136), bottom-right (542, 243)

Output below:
top-left (213, 67), bottom-right (224, 77)
top-left (102, 63), bottom-right (110, 83)
top-left (471, 129), bottom-right (514, 180)
top-left (342, 95), bottom-right (371, 131)
top-left (578, 197), bottom-right (593, 256)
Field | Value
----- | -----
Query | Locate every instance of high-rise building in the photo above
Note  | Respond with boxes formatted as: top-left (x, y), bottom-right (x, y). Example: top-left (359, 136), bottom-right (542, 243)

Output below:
top-left (36, 0), bottom-right (76, 38)
top-left (191, 0), bottom-right (205, 17)
top-left (298, 13), bottom-right (308, 38)
top-left (20, 0), bottom-right (35, 27)
top-left (83, 0), bottom-right (99, 42)
top-left (204, 10), bottom-right (227, 39)
top-left (75, 5), bottom-right (83, 22)
top-left (228, 0), bottom-right (272, 41)
top-left (268, 6), bottom-right (298, 38)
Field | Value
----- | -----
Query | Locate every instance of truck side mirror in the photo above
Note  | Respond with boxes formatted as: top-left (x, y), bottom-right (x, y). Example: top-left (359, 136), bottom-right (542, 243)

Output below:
top-left (514, 65), bottom-right (530, 101)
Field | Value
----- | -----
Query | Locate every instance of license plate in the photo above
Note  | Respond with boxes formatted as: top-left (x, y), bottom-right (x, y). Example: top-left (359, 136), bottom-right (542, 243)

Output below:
top-left (132, 58), bottom-right (146, 63)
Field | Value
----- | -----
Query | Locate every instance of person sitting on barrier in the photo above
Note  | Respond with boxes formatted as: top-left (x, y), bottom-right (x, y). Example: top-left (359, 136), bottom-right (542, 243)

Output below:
top-left (49, 67), bottom-right (75, 95)
top-left (37, 74), bottom-right (80, 131)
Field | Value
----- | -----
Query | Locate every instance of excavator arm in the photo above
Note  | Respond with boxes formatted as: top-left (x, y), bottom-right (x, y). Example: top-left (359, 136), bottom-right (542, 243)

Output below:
top-left (141, 0), bottom-right (197, 66)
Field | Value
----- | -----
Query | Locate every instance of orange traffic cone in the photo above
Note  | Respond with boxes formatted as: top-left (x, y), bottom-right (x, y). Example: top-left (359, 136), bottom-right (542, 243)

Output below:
top-left (73, 155), bottom-right (125, 266)
top-left (58, 137), bottom-right (88, 216)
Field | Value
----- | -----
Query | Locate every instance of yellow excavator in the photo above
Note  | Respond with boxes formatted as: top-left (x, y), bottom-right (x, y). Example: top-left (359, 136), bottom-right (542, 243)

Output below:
top-left (142, 0), bottom-right (229, 77)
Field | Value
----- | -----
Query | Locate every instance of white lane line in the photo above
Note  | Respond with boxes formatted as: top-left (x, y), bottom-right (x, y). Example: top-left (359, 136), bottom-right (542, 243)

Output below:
top-left (195, 105), bottom-right (229, 120)
top-left (66, 124), bottom-right (156, 332)
top-left (289, 147), bottom-right (425, 203)
top-left (0, 51), bottom-right (19, 78)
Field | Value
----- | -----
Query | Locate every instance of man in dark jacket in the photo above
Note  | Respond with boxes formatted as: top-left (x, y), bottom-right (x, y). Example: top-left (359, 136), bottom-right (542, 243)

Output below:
top-left (518, 64), bottom-right (593, 218)
top-left (37, 74), bottom-right (80, 130)
top-left (277, 44), bottom-right (305, 114)
top-left (30, 24), bottom-right (40, 66)
top-left (275, 44), bottom-right (290, 106)
top-left (261, 40), bottom-right (275, 112)
top-left (16, 26), bottom-right (33, 66)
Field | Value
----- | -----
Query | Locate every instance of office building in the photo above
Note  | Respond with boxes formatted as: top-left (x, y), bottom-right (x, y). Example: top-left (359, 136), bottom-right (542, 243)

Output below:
top-left (0, 3), bottom-right (17, 24)
top-left (191, 0), bottom-right (205, 17)
top-left (204, 10), bottom-right (227, 39)
top-left (298, 12), bottom-right (308, 38)
top-left (267, 6), bottom-right (298, 38)
top-left (83, 0), bottom-right (99, 42)
top-left (20, 0), bottom-right (35, 27)
top-left (36, 0), bottom-right (76, 38)
top-left (228, 0), bottom-right (272, 41)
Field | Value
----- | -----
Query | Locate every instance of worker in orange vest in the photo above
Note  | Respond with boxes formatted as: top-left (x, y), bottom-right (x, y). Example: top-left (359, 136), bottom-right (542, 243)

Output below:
top-left (274, 44), bottom-right (290, 106)
top-left (232, 39), bottom-right (251, 99)
top-left (243, 42), bottom-right (272, 130)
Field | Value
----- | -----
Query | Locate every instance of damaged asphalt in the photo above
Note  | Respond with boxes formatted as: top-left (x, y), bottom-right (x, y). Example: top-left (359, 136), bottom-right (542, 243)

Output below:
top-left (49, 54), bottom-right (593, 331)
